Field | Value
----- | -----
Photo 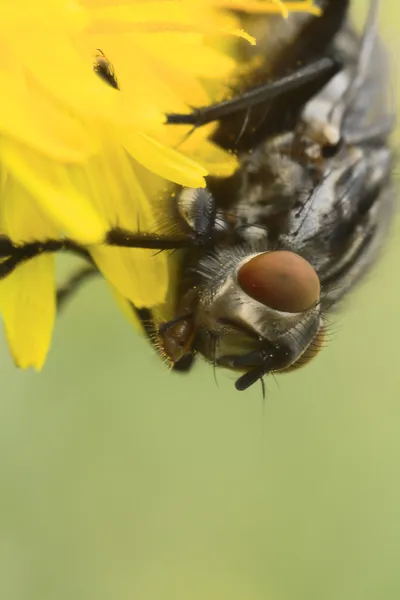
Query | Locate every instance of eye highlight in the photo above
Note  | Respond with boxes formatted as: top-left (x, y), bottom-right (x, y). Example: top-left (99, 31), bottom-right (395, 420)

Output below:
top-left (237, 250), bottom-right (321, 313)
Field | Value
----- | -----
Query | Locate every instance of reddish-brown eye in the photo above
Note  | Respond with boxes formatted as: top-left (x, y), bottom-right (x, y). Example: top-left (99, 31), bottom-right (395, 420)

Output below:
top-left (237, 250), bottom-right (320, 313)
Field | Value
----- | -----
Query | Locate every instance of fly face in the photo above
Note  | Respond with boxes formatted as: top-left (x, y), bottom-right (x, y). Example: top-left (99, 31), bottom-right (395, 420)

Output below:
top-left (192, 248), bottom-right (324, 390)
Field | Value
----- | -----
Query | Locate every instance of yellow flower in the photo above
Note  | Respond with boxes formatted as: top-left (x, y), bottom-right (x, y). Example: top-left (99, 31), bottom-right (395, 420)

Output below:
top-left (0, 0), bottom-right (321, 369)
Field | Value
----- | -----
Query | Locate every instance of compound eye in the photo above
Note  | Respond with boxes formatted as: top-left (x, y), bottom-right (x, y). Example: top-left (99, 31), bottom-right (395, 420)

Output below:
top-left (237, 250), bottom-right (320, 313)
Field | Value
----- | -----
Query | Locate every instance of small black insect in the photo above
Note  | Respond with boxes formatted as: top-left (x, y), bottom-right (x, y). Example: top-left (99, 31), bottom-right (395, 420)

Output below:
top-left (93, 49), bottom-right (119, 89)
top-left (0, 0), bottom-right (395, 391)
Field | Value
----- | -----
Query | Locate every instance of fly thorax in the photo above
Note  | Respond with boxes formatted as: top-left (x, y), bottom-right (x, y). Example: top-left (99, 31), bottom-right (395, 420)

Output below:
top-left (234, 135), bottom-right (313, 240)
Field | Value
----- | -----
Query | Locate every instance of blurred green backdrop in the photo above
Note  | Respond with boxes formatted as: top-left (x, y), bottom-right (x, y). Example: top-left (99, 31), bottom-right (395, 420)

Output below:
top-left (1, 2), bottom-right (400, 599)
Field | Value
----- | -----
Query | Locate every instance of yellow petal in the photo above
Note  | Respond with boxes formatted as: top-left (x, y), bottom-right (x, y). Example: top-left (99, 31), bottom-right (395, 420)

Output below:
top-left (111, 288), bottom-right (144, 332)
top-left (195, 143), bottom-right (238, 177)
top-left (178, 123), bottom-right (239, 178)
top-left (104, 40), bottom-right (191, 114)
top-left (87, 2), bottom-right (209, 32)
top-left (93, 244), bottom-right (169, 308)
top-left (0, 139), bottom-right (107, 244)
top-left (0, 51), bottom-right (98, 161)
top-left (0, 171), bottom-right (59, 241)
top-left (9, 33), bottom-right (118, 120)
top-left (131, 32), bottom-right (236, 79)
top-left (0, 0), bottom-right (87, 33)
top-left (0, 254), bottom-right (56, 370)
top-left (85, 146), bottom-right (169, 307)
top-left (0, 172), bottom-right (57, 369)
top-left (120, 131), bottom-right (208, 188)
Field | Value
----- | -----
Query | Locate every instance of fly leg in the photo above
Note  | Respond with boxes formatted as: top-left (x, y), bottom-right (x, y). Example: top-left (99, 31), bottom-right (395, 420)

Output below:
top-left (0, 184), bottom-right (220, 281)
top-left (57, 265), bottom-right (100, 310)
top-left (0, 227), bottom-right (205, 281)
top-left (166, 57), bottom-right (341, 127)
top-left (0, 236), bottom-right (100, 307)
top-left (0, 239), bottom-right (73, 278)
top-left (158, 288), bottom-right (199, 371)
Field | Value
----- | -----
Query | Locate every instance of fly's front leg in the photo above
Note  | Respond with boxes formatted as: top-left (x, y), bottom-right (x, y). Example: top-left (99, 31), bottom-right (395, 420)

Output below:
top-left (0, 237), bottom-right (93, 279)
top-left (57, 265), bottom-right (100, 310)
top-left (166, 57), bottom-right (341, 127)
top-left (0, 238), bottom-right (67, 278)
top-left (0, 226), bottom-right (203, 281)
top-left (158, 288), bottom-right (199, 371)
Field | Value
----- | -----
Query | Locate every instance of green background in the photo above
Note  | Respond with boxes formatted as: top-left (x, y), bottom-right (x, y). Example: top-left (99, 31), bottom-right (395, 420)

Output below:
top-left (1, 2), bottom-right (399, 598)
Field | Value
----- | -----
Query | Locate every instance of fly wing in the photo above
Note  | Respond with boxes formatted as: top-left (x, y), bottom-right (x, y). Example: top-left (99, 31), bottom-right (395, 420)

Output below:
top-left (300, 1), bottom-right (394, 145)
top-left (282, 1), bottom-right (396, 307)
top-left (341, 1), bottom-right (395, 142)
